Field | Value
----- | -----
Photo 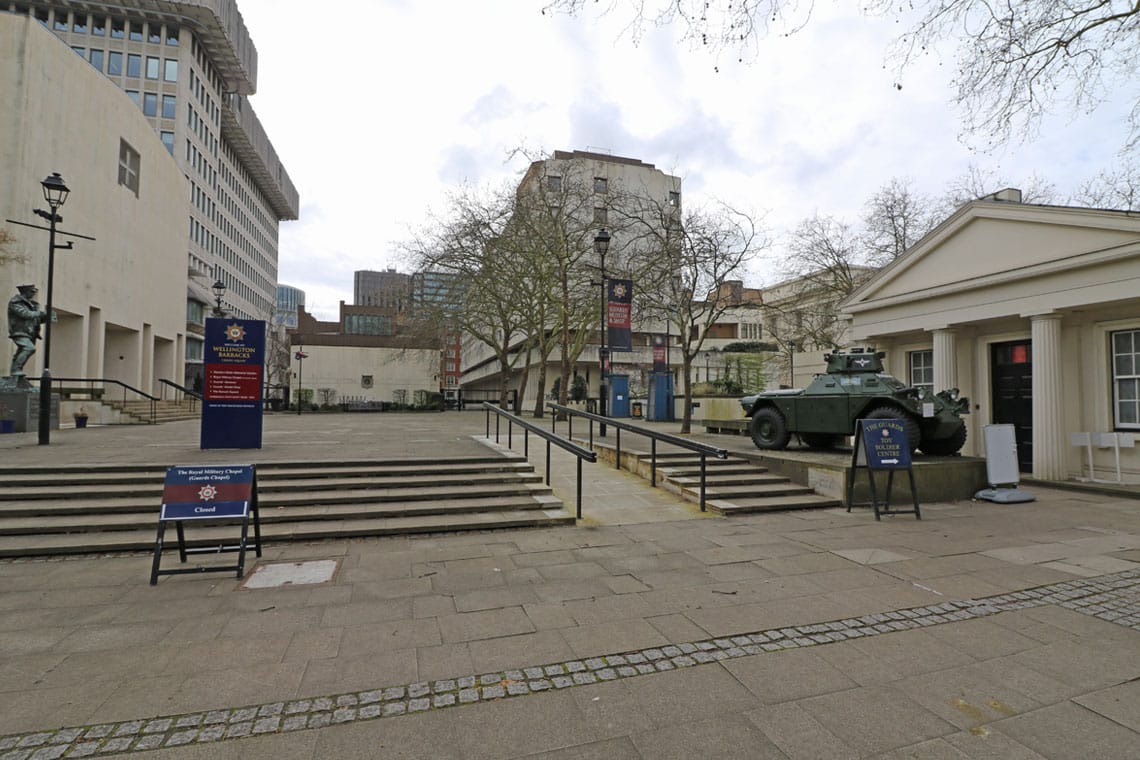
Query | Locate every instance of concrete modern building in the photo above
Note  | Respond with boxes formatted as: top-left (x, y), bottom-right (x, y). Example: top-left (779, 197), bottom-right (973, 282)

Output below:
top-left (1, 12), bottom-right (187, 412)
top-left (842, 189), bottom-right (1140, 483)
top-left (459, 150), bottom-right (683, 413)
top-left (5, 1), bottom-right (300, 388)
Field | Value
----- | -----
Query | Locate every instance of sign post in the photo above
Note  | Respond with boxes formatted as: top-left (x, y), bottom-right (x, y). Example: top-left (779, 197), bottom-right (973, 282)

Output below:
top-left (150, 464), bottom-right (262, 584)
top-left (846, 418), bottom-right (921, 520)
top-left (201, 318), bottom-right (266, 449)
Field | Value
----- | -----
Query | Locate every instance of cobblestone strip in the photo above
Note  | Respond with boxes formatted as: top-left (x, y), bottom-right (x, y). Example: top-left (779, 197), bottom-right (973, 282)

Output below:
top-left (0, 569), bottom-right (1135, 759)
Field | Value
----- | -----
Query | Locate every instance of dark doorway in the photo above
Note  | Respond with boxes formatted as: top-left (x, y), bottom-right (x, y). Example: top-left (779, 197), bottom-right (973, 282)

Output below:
top-left (991, 340), bottom-right (1033, 472)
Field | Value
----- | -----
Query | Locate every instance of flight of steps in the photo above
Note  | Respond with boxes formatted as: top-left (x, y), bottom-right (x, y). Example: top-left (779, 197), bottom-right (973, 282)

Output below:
top-left (103, 399), bottom-right (201, 423)
top-left (0, 456), bottom-right (574, 557)
top-left (647, 452), bottom-right (842, 514)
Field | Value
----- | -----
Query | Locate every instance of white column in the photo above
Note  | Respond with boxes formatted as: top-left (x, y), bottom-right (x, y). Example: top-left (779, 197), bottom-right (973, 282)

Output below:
top-left (932, 329), bottom-right (957, 391)
top-left (1031, 314), bottom-right (1065, 480)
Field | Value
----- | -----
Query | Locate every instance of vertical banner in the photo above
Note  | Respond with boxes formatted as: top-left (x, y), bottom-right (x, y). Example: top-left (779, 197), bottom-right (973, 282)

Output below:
top-left (652, 334), bottom-right (667, 372)
top-left (607, 278), bottom-right (633, 352)
top-left (201, 318), bottom-right (266, 449)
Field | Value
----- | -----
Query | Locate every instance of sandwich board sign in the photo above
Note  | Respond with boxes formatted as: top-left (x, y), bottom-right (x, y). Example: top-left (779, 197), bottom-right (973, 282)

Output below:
top-left (846, 418), bottom-right (921, 520)
top-left (149, 464), bottom-right (262, 584)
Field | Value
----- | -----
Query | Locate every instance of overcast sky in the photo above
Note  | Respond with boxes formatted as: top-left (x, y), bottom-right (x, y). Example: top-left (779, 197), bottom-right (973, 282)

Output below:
top-left (237, 1), bottom-right (1134, 320)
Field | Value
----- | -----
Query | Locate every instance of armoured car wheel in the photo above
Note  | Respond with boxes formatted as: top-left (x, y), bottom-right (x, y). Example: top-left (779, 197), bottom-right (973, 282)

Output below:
top-left (919, 423), bottom-right (968, 456)
top-left (862, 406), bottom-right (921, 453)
top-left (801, 433), bottom-right (839, 449)
top-left (750, 407), bottom-right (791, 450)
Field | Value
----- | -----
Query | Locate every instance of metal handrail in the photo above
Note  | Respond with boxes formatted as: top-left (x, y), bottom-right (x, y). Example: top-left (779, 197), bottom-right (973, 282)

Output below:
top-left (157, 378), bottom-right (201, 412)
top-left (482, 402), bottom-right (597, 519)
top-left (547, 402), bottom-right (728, 511)
top-left (31, 376), bottom-right (159, 424)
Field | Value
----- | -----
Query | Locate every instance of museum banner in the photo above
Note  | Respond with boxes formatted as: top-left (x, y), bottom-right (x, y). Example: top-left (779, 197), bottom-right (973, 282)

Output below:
top-left (652, 334), bottom-right (667, 372)
top-left (607, 278), bottom-right (633, 352)
top-left (200, 318), bottom-right (266, 449)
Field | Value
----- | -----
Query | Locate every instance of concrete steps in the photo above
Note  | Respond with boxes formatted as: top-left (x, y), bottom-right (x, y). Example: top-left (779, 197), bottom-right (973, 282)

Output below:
top-left (103, 399), bottom-right (201, 423)
top-left (646, 454), bottom-right (841, 515)
top-left (0, 456), bottom-right (574, 557)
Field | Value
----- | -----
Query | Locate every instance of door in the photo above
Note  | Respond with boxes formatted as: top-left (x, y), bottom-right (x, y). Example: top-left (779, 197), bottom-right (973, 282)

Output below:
top-left (609, 374), bottom-right (630, 418)
top-left (991, 341), bottom-right (1033, 472)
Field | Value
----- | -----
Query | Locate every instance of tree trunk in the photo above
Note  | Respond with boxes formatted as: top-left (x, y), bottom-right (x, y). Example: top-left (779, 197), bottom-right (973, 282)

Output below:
top-left (558, 272), bottom-right (571, 405)
top-left (516, 345), bottom-right (532, 414)
top-left (680, 353), bottom-right (694, 434)
top-left (533, 360), bottom-right (548, 418)
top-left (497, 353), bottom-right (512, 410)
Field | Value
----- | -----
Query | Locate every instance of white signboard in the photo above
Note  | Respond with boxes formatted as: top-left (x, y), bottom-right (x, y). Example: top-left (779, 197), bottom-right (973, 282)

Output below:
top-left (983, 424), bottom-right (1021, 487)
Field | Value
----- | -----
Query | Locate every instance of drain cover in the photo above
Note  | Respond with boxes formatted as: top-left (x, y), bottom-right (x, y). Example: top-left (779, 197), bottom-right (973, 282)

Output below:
top-left (242, 559), bottom-right (339, 589)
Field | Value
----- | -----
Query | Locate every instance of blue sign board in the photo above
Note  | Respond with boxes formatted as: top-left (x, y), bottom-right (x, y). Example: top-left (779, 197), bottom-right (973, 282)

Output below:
top-left (201, 318), bottom-right (266, 449)
top-left (160, 464), bottom-right (254, 520)
top-left (857, 418), bottom-right (912, 470)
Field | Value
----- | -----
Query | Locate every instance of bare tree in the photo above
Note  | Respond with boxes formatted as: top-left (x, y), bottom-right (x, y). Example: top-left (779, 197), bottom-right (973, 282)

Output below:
top-left (861, 178), bottom-right (938, 266)
top-left (621, 199), bottom-right (766, 433)
top-left (1072, 160), bottom-right (1140, 210)
top-left (544, 1), bottom-right (1140, 151)
top-left (939, 164), bottom-right (1059, 215)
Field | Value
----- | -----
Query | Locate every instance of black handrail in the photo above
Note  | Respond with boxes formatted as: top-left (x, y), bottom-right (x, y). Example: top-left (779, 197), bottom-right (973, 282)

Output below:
top-left (158, 378), bottom-right (201, 411)
top-left (31, 376), bottom-right (159, 424)
top-left (547, 402), bottom-right (728, 511)
top-left (482, 402), bottom-right (597, 519)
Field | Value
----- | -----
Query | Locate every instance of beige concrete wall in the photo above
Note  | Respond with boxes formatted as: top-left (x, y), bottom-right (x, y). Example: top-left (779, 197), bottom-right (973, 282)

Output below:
top-left (0, 14), bottom-right (187, 394)
top-left (289, 345), bottom-right (439, 405)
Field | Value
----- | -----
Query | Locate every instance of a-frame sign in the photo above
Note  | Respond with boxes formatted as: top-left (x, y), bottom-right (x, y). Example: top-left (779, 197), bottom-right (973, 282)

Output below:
top-left (150, 464), bottom-right (262, 585)
top-left (846, 418), bottom-right (921, 521)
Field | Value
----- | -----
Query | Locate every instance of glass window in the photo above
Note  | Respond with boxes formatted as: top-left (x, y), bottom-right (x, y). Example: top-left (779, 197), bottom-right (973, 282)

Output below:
top-left (909, 349), bottom-right (934, 391)
top-left (143, 92), bottom-right (157, 117)
top-left (128, 21), bottom-right (142, 41)
top-left (146, 56), bottom-right (159, 79)
top-left (546, 175), bottom-right (561, 192)
top-left (34, 7), bottom-right (49, 26)
top-left (164, 59), bottom-right (178, 82)
top-left (127, 54), bottom-right (141, 78)
top-left (162, 95), bottom-right (176, 119)
top-left (88, 49), bottom-right (104, 71)
top-left (71, 46), bottom-right (85, 57)
top-left (1112, 329), bottom-right (1140, 429)
top-left (148, 25), bottom-right (161, 44)
top-left (160, 131), bottom-right (174, 154)
top-left (111, 18), bottom-right (125, 39)
top-left (92, 17), bottom-right (106, 36)
top-left (126, 90), bottom-right (140, 106)
top-left (107, 51), bottom-right (123, 75)
top-left (166, 26), bottom-right (179, 46)
top-left (185, 337), bottom-right (203, 360)
top-left (668, 191), bottom-right (680, 207)
top-left (118, 139), bottom-right (140, 196)
top-left (593, 207), bottom-right (607, 225)
top-left (594, 177), bottom-right (608, 193)
top-left (72, 14), bottom-right (87, 33)
top-left (53, 11), bottom-right (69, 31)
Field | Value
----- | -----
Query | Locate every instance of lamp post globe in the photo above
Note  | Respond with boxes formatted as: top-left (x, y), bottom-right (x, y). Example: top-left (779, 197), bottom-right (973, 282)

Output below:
top-left (37, 172), bottom-right (69, 445)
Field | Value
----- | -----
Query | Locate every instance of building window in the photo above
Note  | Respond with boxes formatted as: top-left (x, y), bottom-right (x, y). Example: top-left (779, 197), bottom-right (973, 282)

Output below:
top-left (53, 11), bottom-right (68, 31)
top-left (594, 177), bottom-right (608, 193)
top-left (148, 24), bottom-right (161, 44)
top-left (127, 53), bottom-right (141, 78)
top-left (108, 51), bottom-right (123, 75)
top-left (128, 21), bottom-right (142, 41)
top-left (88, 49), bottom-right (104, 72)
top-left (92, 17), bottom-right (106, 36)
top-left (909, 349), bottom-right (934, 391)
top-left (71, 46), bottom-right (85, 57)
top-left (160, 131), bottom-right (174, 154)
top-left (118, 139), bottom-right (140, 196)
top-left (72, 14), bottom-right (87, 33)
top-left (164, 58), bottom-right (178, 82)
top-left (186, 338), bottom-right (203, 361)
top-left (110, 18), bottom-right (125, 38)
top-left (546, 175), bottom-right (561, 192)
top-left (146, 56), bottom-right (160, 79)
top-left (162, 94), bottom-right (176, 119)
top-left (593, 207), bottom-right (607, 225)
top-left (740, 323), bottom-right (762, 341)
top-left (186, 299), bottom-right (204, 324)
top-left (1112, 329), bottom-right (1140, 429)
top-left (143, 92), bottom-right (157, 116)
top-left (126, 90), bottom-right (140, 106)
top-left (166, 26), bottom-right (179, 45)
top-left (445, 375), bottom-right (457, 387)
top-left (668, 191), bottom-right (680, 207)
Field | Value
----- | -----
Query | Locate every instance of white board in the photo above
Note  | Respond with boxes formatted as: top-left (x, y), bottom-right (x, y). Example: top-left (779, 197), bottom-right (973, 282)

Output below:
top-left (983, 424), bottom-right (1021, 487)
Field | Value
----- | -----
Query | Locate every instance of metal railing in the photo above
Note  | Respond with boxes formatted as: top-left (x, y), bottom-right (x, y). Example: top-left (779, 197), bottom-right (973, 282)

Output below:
top-left (482, 402), bottom-right (597, 519)
top-left (158, 378), bottom-right (201, 411)
top-left (547, 402), bottom-right (729, 511)
top-left (32, 376), bottom-right (159, 424)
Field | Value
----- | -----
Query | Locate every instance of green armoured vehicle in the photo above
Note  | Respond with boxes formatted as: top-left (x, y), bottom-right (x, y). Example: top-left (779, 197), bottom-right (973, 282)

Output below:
top-left (739, 348), bottom-right (970, 455)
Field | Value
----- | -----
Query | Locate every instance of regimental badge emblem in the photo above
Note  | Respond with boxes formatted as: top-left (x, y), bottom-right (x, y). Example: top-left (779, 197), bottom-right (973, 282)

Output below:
top-left (225, 323), bottom-right (246, 342)
top-left (198, 484), bottom-right (218, 501)
top-left (611, 282), bottom-right (628, 300)
top-left (854, 358), bottom-right (870, 367)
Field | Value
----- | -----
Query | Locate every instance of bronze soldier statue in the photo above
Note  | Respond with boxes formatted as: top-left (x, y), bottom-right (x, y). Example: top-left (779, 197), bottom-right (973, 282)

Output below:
top-left (8, 284), bottom-right (47, 378)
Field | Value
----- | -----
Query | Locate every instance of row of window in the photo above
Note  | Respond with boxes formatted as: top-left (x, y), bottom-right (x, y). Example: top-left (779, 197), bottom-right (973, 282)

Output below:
top-left (544, 175), bottom-right (679, 207)
top-left (125, 91), bottom-right (176, 120)
top-left (26, 6), bottom-right (180, 46)
top-left (75, 48), bottom-right (178, 81)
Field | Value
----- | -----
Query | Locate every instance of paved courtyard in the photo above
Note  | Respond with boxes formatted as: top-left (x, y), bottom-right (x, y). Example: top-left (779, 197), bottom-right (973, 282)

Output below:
top-left (1, 412), bottom-right (1138, 758)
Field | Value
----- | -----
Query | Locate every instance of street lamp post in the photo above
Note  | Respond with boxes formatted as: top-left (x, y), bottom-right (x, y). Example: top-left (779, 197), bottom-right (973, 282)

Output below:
top-left (788, 339), bottom-right (797, 388)
top-left (594, 229), bottom-right (610, 435)
top-left (294, 349), bottom-right (307, 415)
top-left (36, 172), bottom-right (70, 446)
top-left (211, 279), bottom-right (226, 317)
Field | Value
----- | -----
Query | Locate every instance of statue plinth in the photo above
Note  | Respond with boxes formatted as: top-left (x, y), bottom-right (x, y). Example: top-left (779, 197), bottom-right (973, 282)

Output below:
top-left (0, 379), bottom-right (59, 432)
